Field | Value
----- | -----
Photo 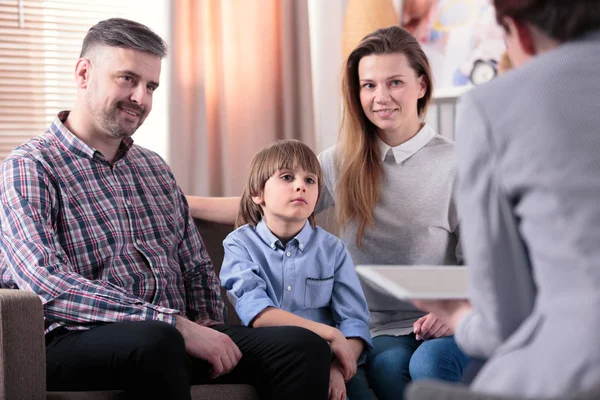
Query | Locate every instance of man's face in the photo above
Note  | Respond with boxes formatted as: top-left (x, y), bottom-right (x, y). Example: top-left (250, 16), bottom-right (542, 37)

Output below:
top-left (85, 46), bottom-right (161, 139)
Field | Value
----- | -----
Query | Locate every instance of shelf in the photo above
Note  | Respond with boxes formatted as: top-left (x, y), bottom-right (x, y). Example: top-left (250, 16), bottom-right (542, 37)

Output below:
top-left (432, 85), bottom-right (473, 101)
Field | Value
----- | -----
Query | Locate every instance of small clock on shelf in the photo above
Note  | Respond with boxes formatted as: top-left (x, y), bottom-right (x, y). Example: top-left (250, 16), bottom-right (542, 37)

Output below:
top-left (469, 59), bottom-right (498, 85)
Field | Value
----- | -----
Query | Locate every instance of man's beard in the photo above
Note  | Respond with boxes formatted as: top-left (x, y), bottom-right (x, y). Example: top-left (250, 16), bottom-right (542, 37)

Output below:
top-left (87, 95), bottom-right (145, 139)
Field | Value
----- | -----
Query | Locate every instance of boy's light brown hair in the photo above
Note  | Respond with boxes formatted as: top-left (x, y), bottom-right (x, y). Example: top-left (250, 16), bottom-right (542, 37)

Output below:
top-left (236, 139), bottom-right (323, 228)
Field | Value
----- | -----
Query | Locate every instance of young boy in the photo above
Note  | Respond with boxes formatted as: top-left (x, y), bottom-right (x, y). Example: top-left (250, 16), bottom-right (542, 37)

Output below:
top-left (220, 139), bottom-right (373, 400)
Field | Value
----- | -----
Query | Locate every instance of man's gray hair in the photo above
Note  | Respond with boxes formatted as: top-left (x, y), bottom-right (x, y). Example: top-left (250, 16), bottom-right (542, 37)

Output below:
top-left (80, 18), bottom-right (167, 58)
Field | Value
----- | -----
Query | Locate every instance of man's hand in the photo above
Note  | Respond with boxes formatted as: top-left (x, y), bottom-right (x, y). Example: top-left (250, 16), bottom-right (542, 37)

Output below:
top-left (175, 316), bottom-right (242, 379)
top-left (328, 361), bottom-right (347, 400)
top-left (329, 330), bottom-right (356, 381)
top-left (412, 299), bottom-right (472, 334)
top-left (413, 313), bottom-right (453, 340)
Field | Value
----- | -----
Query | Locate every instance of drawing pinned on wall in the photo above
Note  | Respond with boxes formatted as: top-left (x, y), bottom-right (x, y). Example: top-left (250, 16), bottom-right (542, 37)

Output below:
top-left (401, 0), bottom-right (506, 89)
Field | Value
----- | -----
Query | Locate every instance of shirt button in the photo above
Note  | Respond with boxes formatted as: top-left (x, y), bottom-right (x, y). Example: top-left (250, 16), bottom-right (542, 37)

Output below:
top-left (286, 252), bottom-right (291, 257)
top-left (157, 313), bottom-right (164, 321)
top-left (125, 199), bottom-right (132, 206)
top-left (271, 244), bottom-right (276, 250)
top-left (299, 244), bottom-right (304, 250)
top-left (136, 239), bottom-right (142, 245)
top-left (286, 285), bottom-right (292, 291)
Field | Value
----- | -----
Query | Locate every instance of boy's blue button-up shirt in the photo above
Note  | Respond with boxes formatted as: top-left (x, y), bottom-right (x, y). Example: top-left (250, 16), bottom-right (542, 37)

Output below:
top-left (220, 220), bottom-right (372, 350)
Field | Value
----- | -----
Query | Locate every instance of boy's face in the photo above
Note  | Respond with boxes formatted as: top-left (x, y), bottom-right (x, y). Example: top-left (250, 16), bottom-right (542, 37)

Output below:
top-left (252, 166), bottom-right (319, 227)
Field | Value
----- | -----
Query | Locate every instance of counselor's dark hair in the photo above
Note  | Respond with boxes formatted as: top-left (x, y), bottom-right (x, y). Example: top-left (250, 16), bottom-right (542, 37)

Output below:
top-left (493, 0), bottom-right (600, 42)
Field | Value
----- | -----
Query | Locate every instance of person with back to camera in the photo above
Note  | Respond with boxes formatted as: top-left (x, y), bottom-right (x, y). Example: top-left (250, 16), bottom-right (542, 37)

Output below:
top-left (412, 0), bottom-right (600, 397)
top-left (0, 17), bottom-right (331, 400)
top-left (186, 26), bottom-right (470, 400)
top-left (219, 139), bottom-right (374, 400)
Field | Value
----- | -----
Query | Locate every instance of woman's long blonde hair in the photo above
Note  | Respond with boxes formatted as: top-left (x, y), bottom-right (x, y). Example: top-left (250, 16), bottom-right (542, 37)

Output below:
top-left (236, 139), bottom-right (323, 228)
top-left (336, 26), bottom-right (433, 248)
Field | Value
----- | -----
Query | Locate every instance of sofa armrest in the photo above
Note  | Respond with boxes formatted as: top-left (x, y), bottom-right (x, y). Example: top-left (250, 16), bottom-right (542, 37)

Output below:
top-left (0, 289), bottom-right (46, 400)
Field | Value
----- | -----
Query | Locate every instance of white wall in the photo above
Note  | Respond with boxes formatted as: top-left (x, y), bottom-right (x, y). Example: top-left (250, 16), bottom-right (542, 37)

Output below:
top-left (307, 0), bottom-right (347, 153)
top-left (127, 0), bottom-right (171, 161)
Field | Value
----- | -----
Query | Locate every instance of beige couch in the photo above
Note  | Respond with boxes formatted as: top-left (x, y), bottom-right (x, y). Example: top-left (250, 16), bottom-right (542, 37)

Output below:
top-left (0, 219), bottom-right (257, 400)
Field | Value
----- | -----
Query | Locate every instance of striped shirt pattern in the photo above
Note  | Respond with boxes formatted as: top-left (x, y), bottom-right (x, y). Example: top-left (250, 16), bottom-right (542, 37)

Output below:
top-left (0, 111), bottom-right (225, 334)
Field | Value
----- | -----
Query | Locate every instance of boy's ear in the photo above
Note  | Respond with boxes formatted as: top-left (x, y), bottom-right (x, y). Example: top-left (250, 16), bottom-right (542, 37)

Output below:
top-left (251, 194), bottom-right (264, 206)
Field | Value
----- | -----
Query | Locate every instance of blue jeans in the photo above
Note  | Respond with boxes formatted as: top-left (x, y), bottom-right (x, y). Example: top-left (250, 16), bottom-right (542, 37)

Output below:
top-left (366, 334), bottom-right (470, 400)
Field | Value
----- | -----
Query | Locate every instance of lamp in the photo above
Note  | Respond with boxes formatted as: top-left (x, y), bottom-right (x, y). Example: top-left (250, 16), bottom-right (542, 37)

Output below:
top-left (342, 0), bottom-right (399, 60)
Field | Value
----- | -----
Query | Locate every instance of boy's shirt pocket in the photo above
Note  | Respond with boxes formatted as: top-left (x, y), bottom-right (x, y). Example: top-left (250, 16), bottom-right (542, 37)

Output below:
top-left (304, 276), bottom-right (334, 308)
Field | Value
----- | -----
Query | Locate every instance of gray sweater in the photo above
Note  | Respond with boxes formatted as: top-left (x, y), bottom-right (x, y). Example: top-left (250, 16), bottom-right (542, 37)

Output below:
top-left (317, 124), bottom-right (461, 336)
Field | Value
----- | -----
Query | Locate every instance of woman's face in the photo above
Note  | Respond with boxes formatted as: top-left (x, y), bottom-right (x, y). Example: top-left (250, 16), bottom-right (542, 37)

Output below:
top-left (358, 52), bottom-right (426, 138)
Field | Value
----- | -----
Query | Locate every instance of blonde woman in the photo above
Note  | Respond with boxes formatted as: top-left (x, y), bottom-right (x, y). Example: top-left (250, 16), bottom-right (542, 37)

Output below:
top-left (187, 26), bottom-right (469, 400)
top-left (315, 26), bottom-right (468, 400)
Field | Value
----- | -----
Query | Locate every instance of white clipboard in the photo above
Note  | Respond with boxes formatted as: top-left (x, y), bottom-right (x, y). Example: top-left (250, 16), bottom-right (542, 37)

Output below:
top-left (355, 265), bottom-right (469, 300)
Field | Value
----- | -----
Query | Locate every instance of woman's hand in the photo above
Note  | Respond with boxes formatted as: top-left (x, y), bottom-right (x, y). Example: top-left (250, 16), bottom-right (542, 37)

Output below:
top-left (412, 299), bottom-right (472, 334)
top-left (413, 313), bottom-right (453, 340)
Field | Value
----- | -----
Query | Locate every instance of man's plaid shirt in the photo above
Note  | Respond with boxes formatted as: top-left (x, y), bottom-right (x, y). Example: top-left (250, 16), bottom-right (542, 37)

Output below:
top-left (0, 111), bottom-right (225, 334)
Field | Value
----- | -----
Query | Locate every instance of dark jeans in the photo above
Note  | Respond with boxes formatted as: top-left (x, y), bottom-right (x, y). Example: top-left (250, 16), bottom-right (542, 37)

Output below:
top-left (46, 321), bottom-right (331, 400)
top-left (346, 365), bottom-right (377, 400)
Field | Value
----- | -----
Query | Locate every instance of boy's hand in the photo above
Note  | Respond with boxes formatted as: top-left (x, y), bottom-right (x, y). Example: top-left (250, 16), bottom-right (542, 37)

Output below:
top-left (330, 330), bottom-right (356, 381)
top-left (329, 361), bottom-right (347, 400)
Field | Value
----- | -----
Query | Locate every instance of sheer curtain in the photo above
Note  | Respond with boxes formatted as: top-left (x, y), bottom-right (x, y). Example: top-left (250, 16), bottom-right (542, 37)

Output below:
top-left (169, 0), bottom-right (315, 196)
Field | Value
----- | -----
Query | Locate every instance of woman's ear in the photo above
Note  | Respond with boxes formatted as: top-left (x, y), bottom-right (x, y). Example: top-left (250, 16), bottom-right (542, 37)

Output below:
top-left (418, 76), bottom-right (427, 99)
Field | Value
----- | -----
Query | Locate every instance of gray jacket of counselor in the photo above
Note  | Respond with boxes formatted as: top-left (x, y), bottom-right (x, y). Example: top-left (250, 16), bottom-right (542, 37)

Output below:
top-left (454, 30), bottom-right (600, 397)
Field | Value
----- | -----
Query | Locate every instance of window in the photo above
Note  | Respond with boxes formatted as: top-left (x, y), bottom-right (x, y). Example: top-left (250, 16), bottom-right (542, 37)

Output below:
top-left (0, 0), bottom-right (169, 162)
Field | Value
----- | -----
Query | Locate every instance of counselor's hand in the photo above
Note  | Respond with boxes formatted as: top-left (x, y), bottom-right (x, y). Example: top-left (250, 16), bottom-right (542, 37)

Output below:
top-left (175, 316), bottom-right (242, 379)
